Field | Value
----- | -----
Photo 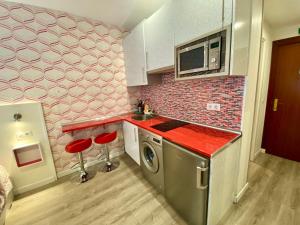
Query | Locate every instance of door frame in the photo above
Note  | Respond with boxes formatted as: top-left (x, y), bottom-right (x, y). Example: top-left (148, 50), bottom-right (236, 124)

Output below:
top-left (261, 36), bottom-right (300, 150)
top-left (250, 36), bottom-right (267, 160)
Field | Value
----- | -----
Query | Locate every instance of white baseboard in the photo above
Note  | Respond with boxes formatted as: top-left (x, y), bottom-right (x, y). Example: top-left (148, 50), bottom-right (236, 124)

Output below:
top-left (253, 150), bottom-right (261, 159)
top-left (13, 176), bottom-right (57, 195)
top-left (57, 151), bottom-right (124, 178)
top-left (13, 151), bottom-right (125, 194)
top-left (234, 182), bottom-right (249, 203)
top-left (252, 148), bottom-right (266, 160)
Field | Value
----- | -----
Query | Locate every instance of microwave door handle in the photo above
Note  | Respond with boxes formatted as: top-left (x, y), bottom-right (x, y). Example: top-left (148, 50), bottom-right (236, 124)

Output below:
top-left (204, 43), bottom-right (209, 69)
top-left (177, 51), bottom-right (181, 75)
top-left (178, 51), bottom-right (180, 70)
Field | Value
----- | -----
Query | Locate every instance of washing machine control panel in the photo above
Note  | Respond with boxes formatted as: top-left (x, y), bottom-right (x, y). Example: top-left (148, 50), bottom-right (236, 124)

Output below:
top-left (139, 129), bottom-right (162, 146)
top-left (152, 137), bottom-right (161, 145)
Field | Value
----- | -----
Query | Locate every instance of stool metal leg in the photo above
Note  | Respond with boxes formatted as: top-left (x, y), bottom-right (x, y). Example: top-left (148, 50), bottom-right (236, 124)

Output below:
top-left (78, 152), bottom-right (88, 183)
top-left (104, 144), bottom-right (110, 162)
top-left (101, 144), bottom-right (119, 173)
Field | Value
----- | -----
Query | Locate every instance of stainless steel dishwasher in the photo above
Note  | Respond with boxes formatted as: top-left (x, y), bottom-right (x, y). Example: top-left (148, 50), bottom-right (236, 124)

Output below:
top-left (163, 139), bottom-right (209, 225)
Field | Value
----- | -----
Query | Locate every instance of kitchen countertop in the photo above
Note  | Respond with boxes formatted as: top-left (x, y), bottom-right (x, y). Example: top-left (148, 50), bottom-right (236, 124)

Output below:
top-left (62, 114), bottom-right (241, 158)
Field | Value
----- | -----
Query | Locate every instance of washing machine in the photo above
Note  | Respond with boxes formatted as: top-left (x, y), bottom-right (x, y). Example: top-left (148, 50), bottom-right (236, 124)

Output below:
top-left (139, 129), bottom-right (164, 193)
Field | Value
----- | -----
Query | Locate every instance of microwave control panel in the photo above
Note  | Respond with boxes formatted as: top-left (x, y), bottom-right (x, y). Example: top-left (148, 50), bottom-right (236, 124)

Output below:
top-left (208, 37), bottom-right (221, 70)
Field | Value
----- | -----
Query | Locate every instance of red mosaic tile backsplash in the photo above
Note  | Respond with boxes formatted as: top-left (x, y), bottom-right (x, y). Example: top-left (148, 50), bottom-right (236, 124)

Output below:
top-left (141, 73), bottom-right (245, 131)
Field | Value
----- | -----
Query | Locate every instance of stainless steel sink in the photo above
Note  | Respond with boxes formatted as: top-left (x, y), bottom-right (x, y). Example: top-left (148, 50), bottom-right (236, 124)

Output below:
top-left (131, 114), bottom-right (155, 121)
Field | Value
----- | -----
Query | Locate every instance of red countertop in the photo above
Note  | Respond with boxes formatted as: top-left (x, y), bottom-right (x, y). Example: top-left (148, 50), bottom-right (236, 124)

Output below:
top-left (62, 114), bottom-right (241, 158)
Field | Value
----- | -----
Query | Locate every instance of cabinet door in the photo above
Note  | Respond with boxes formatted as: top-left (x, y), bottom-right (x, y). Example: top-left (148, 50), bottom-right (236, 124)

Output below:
top-left (173, 0), bottom-right (225, 46)
top-left (163, 140), bottom-right (209, 225)
top-left (224, 0), bottom-right (233, 27)
top-left (123, 21), bottom-right (147, 86)
top-left (123, 121), bottom-right (140, 165)
top-left (230, 0), bottom-right (252, 76)
top-left (145, 0), bottom-right (175, 72)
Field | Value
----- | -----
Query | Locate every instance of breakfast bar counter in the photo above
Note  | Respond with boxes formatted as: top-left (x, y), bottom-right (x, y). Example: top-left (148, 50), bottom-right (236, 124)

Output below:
top-left (62, 114), bottom-right (241, 158)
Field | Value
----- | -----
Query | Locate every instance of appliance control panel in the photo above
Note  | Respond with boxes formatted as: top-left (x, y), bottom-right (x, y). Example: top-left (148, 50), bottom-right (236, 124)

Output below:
top-left (152, 137), bottom-right (162, 145)
top-left (139, 129), bottom-right (162, 146)
top-left (208, 37), bottom-right (221, 70)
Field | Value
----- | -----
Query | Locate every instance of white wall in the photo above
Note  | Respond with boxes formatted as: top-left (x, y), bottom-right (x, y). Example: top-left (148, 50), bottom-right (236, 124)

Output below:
top-left (5, 0), bottom-right (168, 30)
top-left (0, 102), bottom-right (57, 194)
top-left (273, 23), bottom-right (300, 40)
top-left (250, 21), bottom-right (273, 160)
top-left (0, 1), bottom-right (140, 174)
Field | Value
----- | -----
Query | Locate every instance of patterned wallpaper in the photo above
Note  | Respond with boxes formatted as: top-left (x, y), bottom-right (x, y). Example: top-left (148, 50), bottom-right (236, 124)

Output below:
top-left (0, 0), bottom-right (245, 174)
top-left (141, 73), bottom-right (245, 131)
top-left (0, 1), bottom-right (140, 173)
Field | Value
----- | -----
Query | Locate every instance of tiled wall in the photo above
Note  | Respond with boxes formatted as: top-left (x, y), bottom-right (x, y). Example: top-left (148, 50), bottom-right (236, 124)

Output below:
top-left (141, 73), bottom-right (245, 131)
top-left (0, 1), bottom-right (140, 173)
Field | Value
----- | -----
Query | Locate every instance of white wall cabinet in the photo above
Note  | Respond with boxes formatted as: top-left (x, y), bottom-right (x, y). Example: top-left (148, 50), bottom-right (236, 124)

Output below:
top-left (123, 21), bottom-right (147, 86)
top-left (123, 121), bottom-right (140, 165)
top-left (123, 0), bottom-right (251, 83)
top-left (145, 0), bottom-right (175, 72)
top-left (173, 0), bottom-right (232, 46)
top-left (230, 0), bottom-right (252, 75)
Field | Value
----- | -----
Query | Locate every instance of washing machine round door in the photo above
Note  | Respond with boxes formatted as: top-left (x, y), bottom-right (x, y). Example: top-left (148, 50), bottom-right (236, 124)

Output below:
top-left (142, 142), bottom-right (159, 173)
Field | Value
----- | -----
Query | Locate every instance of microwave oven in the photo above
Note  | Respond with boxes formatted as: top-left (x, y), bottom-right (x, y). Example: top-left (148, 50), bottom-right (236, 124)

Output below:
top-left (175, 26), bottom-right (231, 79)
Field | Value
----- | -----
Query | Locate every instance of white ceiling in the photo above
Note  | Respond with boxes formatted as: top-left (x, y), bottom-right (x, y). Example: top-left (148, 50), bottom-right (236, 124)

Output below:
top-left (264, 0), bottom-right (300, 28)
top-left (6, 0), bottom-right (168, 30)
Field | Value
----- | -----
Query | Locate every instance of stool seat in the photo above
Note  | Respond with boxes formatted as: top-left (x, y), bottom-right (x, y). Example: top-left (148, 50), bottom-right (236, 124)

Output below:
top-left (65, 138), bottom-right (92, 183)
top-left (94, 131), bottom-right (117, 144)
top-left (66, 138), bottom-right (92, 153)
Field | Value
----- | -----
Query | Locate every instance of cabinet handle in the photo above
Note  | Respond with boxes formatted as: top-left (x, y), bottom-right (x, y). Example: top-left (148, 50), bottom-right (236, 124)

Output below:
top-left (221, 0), bottom-right (225, 28)
top-left (146, 51), bottom-right (149, 70)
top-left (134, 127), bottom-right (137, 143)
top-left (197, 166), bottom-right (208, 190)
top-left (142, 67), bottom-right (145, 83)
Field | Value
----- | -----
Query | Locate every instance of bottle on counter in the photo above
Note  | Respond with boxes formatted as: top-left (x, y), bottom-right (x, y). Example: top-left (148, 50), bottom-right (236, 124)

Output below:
top-left (137, 100), bottom-right (144, 114)
top-left (144, 103), bottom-right (149, 115)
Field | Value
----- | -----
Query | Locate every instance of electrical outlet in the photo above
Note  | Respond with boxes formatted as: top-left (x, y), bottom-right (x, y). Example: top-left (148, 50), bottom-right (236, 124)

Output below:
top-left (207, 103), bottom-right (221, 111)
top-left (206, 103), bottom-right (213, 110)
top-left (214, 104), bottom-right (221, 111)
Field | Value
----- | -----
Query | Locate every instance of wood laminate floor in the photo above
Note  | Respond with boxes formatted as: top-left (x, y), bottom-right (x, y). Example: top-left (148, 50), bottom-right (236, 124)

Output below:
top-left (6, 153), bottom-right (300, 225)
top-left (218, 152), bottom-right (300, 225)
top-left (6, 155), bottom-right (187, 225)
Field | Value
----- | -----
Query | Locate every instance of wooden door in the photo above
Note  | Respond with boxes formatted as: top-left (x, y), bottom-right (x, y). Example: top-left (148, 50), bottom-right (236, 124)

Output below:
top-left (262, 36), bottom-right (300, 162)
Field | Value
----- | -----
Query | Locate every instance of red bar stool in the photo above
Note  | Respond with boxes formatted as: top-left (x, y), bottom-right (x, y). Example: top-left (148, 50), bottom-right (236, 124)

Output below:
top-left (65, 138), bottom-right (92, 183)
top-left (94, 131), bottom-right (119, 172)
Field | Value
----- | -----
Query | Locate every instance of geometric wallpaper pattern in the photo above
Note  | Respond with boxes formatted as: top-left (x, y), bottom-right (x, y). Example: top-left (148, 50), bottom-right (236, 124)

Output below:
top-left (141, 73), bottom-right (245, 131)
top-left (0, 1), bottom-right (140, 173)
top-left (0, 1), bottom-right (245, 173)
